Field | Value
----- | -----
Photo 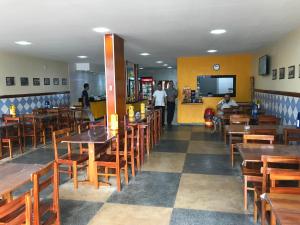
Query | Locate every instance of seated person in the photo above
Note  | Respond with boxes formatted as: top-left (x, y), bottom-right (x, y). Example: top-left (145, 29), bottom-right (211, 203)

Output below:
top-left (212, 94), bottom-right (239, 131)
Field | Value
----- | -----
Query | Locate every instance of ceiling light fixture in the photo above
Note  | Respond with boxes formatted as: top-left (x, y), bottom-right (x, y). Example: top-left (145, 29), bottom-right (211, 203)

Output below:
top-left (14, 41), bottom-right (32, 46)
top-left (77, 55), bottom-right (88, 59)
top-left (140, 52), bottom-right (150, 56)
top-left (139, 67), bottom-right (144, 70)
top-left (207, 49), bottom-right (218, 53)
top-left (156, 61), bottom-right (163, 64)
top-left (167, 66), bottom-right (173, 69)
top-left (163, 64), bottom-right (168, 66)
top-left (92, 27), bottom-right (110, 33)
top-left (210, 29), bottom-right (227, 35)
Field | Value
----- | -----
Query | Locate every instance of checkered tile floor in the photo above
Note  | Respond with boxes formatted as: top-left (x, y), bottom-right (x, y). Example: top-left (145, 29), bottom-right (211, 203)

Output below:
top-left (7, 125), bottom-right (257, 225)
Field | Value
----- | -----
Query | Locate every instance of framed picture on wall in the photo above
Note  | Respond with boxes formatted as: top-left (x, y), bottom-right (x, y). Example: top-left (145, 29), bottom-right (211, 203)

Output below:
top-left (53, 78), bottom-right (59, 85)
top-left (6, 77), bottom-right (15, 86)
top-left (20, 77), bottom-right (29, 86)
top-left (279, 67), bottom-right (285, 79)
top-left (44, 78), bottom-right (50, 85)
top-left (62, 78), bottom-right (68, 85)
top-left (272, 69), bottom-right (277, 80)
top-left (33, 78), bottom-right (40, 86)
top-left (288, 66), bottom-right (295, 79)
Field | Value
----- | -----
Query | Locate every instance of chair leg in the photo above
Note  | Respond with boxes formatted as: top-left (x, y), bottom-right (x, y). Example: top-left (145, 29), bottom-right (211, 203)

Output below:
top-left (116, 166), bottom-right (121, 192)
top-left (244, 176), bottom-right (248, 210)
top-left (254, 191), bottom-right (258, 223)
top-left (261, 200), bottom-right (266, 225)
top-left (270, 211), bottom-right (276, 225)
top-left (131, 152), bottom-right (136, 177)
top-left (105, 167), bottom-right (109, 182)
top-left (124, 164), bottom-right (129, 185)
top-left (72, 162), bottom-right (78, 189)
top-left (231, 144), bottom-right (234, 168)
top-left (9, 140), bottom-right (12, 159)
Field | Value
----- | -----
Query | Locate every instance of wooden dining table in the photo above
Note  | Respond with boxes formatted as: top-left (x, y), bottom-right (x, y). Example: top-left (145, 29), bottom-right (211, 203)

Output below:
top-left (60, 126), bottom-right (116, 187)
top-left (236, 143), bottom-right (300, 162)
top-left (0, 163), bottom-right (45, 201)
top-left (263, 193), bottom-right (300, 225)
top-left (224, 124), bottom-right (295, 144)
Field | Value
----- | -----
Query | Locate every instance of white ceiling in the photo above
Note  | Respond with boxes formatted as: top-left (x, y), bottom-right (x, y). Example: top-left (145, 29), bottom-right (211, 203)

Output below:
top-left (1, 0), bottom-right (300, 69)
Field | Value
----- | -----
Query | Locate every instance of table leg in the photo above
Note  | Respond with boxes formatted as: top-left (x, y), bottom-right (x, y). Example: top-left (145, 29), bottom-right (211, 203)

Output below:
top-left (140, 127), bottom-right (145, 164)
top-left (88, 143), bottom-right (97, 188)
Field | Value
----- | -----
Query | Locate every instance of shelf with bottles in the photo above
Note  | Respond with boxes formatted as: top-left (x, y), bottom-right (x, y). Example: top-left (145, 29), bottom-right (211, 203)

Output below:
top-left (181, 87), bottom-right (203, 104)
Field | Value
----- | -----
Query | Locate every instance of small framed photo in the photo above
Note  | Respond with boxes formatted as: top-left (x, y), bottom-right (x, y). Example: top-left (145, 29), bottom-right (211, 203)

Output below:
top-left (20, 77), bottom-right (29, 86)
top-left (279, 67), bottom-right (285, 79)
top-left (62, 78), bottom-right (68, 85)
top-left (288, 66), bottom-right (295, 79)
top-left (272, 69), bottom-right (277, 80)
top-left (44, 78), bottom-right (50, 85)
top-left (6, 77), bottom-right (15, 86)
top-left (53, 78), bottom-right (59, 85)
top-left (33, 78), bottom-right (40, 86)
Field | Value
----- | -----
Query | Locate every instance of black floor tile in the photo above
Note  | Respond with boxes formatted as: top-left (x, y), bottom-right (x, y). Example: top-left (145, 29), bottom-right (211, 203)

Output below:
top-left (170, 208), bottom-right (255, 225)
top-left (183, 154), bottom-right (239, 176)
top-left (60, 200), bottom-right (103, 225)
top-left (191, 132), bottom-right (223, 142)
top-left (154, 140), bottom-right (189, 153)
top-left (107, 171), bottom-right (181, 207)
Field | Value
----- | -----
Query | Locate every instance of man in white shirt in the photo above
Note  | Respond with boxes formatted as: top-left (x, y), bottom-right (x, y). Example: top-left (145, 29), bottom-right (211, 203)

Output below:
top-left (217, 94), bottom-right (238, 113)
top-left (153, 83), bottom-right (167, 127)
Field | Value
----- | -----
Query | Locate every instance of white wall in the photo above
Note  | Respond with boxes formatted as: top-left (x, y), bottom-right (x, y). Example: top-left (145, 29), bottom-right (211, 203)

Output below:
top-left (0, 51), bottom-right (69, 95)
top-left (253, 27), bottom-right (300, 92)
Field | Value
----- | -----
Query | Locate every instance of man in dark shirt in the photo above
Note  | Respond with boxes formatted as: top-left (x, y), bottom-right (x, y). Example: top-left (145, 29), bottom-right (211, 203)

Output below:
top-left (165, 81), bottom-right (178, 127)
top-left (82, 83), bottom-right (94, 121)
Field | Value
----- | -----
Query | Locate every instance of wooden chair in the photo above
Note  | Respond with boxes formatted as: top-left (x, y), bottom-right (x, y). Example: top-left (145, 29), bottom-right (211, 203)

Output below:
top-left (58, 109), bottom-right (72, 130)
top-left (3, 116), bottom-right (22, 153)
top-left (0, 138), bottom-right (13, 159)
top-left (94, 134), bottom-right (128, 191)
top-left (258, 155), bottom-right (300, 225)
top-left (284, 128), bottom-right (300, 145)
top-left (0, 192), bottom-right (31, 225)
top-left (229, 114), bottom-right (250, 125)
top-left (258, 115), bottom-right (279, 125)
top-left (31, 162), bottom-right (60, 225)
top-left (52, 128), bottom-right (89, 189)
top-left (153, 110), bottom-right (161, 144)
top-left (22, 114), bottom-right (46, 148)
top-left (242, 134), bottom-right (274, 211)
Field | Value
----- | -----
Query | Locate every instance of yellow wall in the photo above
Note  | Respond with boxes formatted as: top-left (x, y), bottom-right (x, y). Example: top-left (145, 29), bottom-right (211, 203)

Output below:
top-left (177, 54), bottom-right (253, 124)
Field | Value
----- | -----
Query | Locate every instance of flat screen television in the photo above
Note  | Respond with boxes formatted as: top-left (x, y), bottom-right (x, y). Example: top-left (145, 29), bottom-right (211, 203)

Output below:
top-left (197, 75), bottom-right (236, 97)
top-left (259, 55), bottom-right (270, 75)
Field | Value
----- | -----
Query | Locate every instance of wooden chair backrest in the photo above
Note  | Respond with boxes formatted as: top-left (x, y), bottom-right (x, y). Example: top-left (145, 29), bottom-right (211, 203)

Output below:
top-left (258, 115), bottom-right (279, 125)
top-left (284, 128), bottom-right (300, 145)
top-left (52, 128), bottom-right (71, 160)
top-left (33, 108), bottom-right (47, 115)
top-left (22, 114), bottom-right (38, 130)
top-left (0, 192), bottom-right (31, 225)
top-left (4, 116), bottom-right (21, 124)
top-left (261, 155), bottom-right (300, 193)
top-left (31, 162), bottom-right (60, 225)
top-left (269, 169), bottom-right (300, 194)
top-left (243, 134), bottom-right (274, 144)
top-left (229, 114), bottom-right (250, 125)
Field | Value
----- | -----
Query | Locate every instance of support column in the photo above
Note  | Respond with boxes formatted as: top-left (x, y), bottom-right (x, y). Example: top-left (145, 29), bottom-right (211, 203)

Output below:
top-left (104, 33), bottom-right (126, 128)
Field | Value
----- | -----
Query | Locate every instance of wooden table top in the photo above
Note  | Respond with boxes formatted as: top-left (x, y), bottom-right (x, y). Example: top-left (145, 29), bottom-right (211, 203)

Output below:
top-left (236, 143), bottom-right (300, 162)
top-left (34, 113), bottom-right (59, 120)
top-left (225, 124), bottom-right (295, 135)
top-left (0, 121), bottom-right (19, 128)
top-left (264, 193), bottom-right (300, 225)
top-left (0, 163), bottom-right (45, 196)
top-left (61, 126), bottom-right (116, 144)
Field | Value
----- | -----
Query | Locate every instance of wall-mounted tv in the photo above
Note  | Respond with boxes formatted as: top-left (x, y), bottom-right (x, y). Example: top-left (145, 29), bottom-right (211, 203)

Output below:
top-left (259, 55), bottom-right (270, 75)
top-left (197, 75), bottom-right (236, 97)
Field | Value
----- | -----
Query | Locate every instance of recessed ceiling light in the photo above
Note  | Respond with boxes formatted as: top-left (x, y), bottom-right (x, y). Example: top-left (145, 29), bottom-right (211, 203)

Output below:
top-left (15, 41), bottom-right (32, 46)
top-left (167, 66), bottom-right (173, 69)
top-left (156, 61), bottom-right (163, 64)
top-left (163, 64), bottom-right (168, 66)
top-left (92, 27), bottom-right (110, 33)
top-left (140, 52), bottom-right (150, 56)
top-left (77, 55), bottom-right (88, 59)
top-left (207, 49), bottom-right (218, 53)
top-left (210, 29), bottom-right (227, 35)
top-left (139, 67), bottom-right (144, 70)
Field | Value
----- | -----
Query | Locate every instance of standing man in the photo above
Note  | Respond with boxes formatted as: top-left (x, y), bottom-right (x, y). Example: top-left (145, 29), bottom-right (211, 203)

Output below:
top-left (82, 83), bottom-right (95, 122)
top-left (152, 82), bottom-right (167, 127)
top-left (165, 81), bottom-right (178, 127)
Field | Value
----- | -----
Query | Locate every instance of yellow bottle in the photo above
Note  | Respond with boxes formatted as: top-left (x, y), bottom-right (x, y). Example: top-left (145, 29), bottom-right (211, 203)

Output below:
top-left (129, 105), bottom-right (134, 118)
top-left (140, 103), bottom-right (145, 114)
top-left (110, 114), bottom-right (118, 130)
top-left (10, 104), bottom-right (16, 117)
